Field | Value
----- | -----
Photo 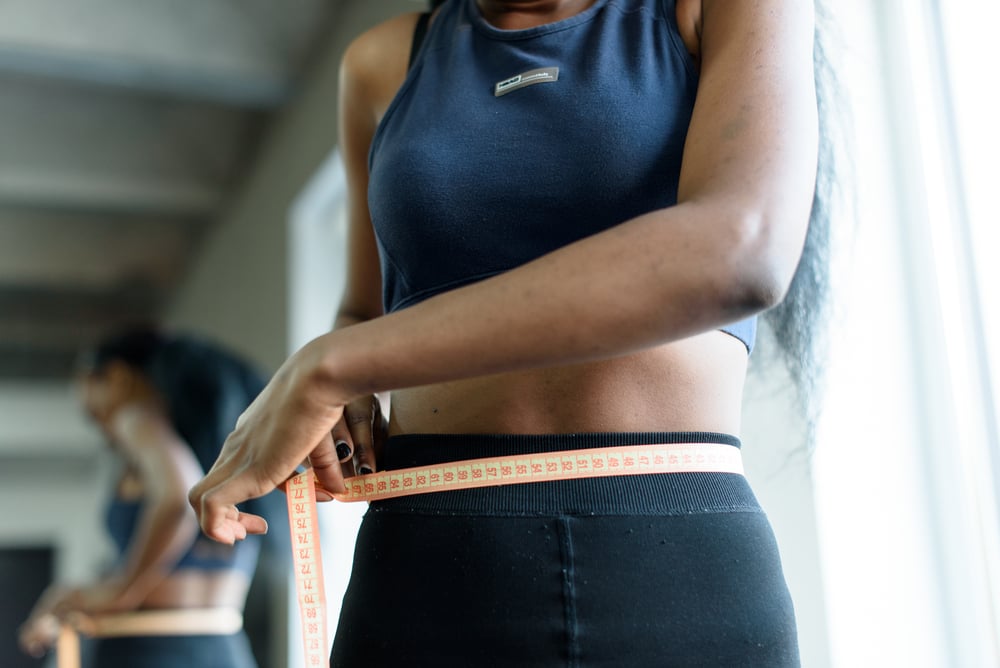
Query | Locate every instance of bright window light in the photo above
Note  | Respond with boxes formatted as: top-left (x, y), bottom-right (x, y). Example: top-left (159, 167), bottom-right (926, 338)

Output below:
top-left (814, 0), bottom-right (1000, 665)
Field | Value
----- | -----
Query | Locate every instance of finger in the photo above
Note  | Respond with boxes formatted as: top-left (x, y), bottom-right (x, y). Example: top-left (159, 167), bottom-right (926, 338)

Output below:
top-left (372, 395), bottom-right (389, 463)
top-left (340, 459), bottom-right (357, 486)
top-left (19, 616), bottom-right (57, 656)
top-left (330, 418), bottom-right (355, 464)
top-left (18, 628), bottom-right (38, 655)
top-left (346, 400), bottom-right (377, 475)
top-left (238, 512), bottom-right (269, 535)
top-left (22, 636), bottom-right (46, 658)
top-left (188, 445), bottom-right (244, 519)
top-left (309, 432), bottom-right (347, 494)
top-left (195, 474), bottom-right (274, 544)
top-left (189, 430), bottom-right (281, 539)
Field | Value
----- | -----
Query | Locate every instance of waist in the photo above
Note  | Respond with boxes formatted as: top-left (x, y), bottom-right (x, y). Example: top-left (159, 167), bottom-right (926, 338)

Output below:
top-left (367, 432), bottom-right (758, 516)
top-left (70, 607), bottom-right (243, 638)
top-left (387, 333), bottom-right (749, 436)
top-left (140, 570), bottom-right (250, 611)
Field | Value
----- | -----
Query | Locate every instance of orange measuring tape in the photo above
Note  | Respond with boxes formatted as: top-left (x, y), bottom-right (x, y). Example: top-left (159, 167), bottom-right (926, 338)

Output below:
top-left (286, 470), bottom-right (329, 667)
top-left (284, 442), bottom-right (743, 666)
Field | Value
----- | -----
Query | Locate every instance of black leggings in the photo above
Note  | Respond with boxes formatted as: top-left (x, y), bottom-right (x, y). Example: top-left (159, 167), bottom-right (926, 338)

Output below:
top-left (89, 630), bottom-right (255, 667)
top-left (332, 433), bottom-right (800, 667)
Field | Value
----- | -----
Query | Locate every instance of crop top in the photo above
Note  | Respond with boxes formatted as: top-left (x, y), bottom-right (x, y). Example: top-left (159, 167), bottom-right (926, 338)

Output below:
top-left (106, 496), bottom-right (260, 576)
top-left (368, 0), bottom-right (757, 352)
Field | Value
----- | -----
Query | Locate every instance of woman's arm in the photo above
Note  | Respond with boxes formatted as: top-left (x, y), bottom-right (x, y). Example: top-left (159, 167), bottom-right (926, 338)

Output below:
top-left (19, 405), bottom-right (203, 656)
top-left (326, 0), bottom-right (819, 395)
top-left (84, 406), bottom-right (204, 610)
top-left (333, 15), bottom-right (400, 331)
top-left (190, 0), bottom-right (818, 540)
top-left (323, 13), bottom-right (421, 479)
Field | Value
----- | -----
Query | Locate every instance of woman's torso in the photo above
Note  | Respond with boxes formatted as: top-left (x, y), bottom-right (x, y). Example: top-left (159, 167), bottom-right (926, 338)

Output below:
top-left (389, 336), bottom-right (748, 435)
top-left (364, 0), bottom-right (749, 438)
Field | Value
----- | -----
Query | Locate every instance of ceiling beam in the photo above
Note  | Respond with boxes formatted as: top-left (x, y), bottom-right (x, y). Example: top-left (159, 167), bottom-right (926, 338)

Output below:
top-left (0, 72), bottom-right (265, 216)
top-left (0, 170), bottom-right (223, 218)
top-left (0, 0), bottom-right (339, 108)
top-left (0, 284), bottom-right (166, 379)
top-left (0, 346), bottom-right (82, 380)
top-left (0, 210), bottom-right (206, 290)
top-left (0, 43), bottom-right (291, 109)
top-left (0, 284), bottom-right (164, 321)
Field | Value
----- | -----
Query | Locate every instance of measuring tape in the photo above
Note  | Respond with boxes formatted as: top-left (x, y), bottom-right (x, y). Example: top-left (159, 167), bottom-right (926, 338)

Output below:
top-left (286, 469), bottom-right (329, 668)
top-left (284, 442), bottom-right (742, 666)
top-left (333, 442), bottom-right (743, 502)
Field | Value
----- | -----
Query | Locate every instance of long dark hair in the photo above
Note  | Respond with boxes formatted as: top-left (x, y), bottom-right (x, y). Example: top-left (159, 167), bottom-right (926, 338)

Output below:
top-left (758, 0), bottom-right (846, 444)
top-left (81, 327), bottom-right (266, 475)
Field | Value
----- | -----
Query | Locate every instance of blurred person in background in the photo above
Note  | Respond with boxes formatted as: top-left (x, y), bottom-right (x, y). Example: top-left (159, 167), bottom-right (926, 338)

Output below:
top-left (19, 327), bottom-right (280, 668)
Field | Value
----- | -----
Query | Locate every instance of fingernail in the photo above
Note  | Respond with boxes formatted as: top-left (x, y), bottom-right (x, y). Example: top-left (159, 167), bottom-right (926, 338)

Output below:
top-left (316, 490), bottom-right (334, 502)
top-left (335, 440), bottom-right (352, 460)
top-left (358, 466), bottom-right (373, 475)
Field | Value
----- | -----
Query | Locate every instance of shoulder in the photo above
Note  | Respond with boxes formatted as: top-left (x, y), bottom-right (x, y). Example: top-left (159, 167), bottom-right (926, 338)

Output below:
top-left (340, 12), bottom-right (425, 103)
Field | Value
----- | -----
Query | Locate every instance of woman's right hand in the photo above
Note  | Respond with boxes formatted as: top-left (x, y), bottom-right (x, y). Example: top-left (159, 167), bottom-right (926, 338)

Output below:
top-left (18, 613), bottom-right (60, 657)
top-left (18, 584), bottom-right (77, 657)
top-left (328, 394), bottom-right (387, 485)
top-left (190, 337), bottom-right (353, 543)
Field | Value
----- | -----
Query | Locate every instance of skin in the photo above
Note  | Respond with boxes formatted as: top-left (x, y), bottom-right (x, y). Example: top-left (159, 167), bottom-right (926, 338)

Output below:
top-left (189, 0), bottom-right (818, 545)
top-left (18, 361), bottom-right (250, 658)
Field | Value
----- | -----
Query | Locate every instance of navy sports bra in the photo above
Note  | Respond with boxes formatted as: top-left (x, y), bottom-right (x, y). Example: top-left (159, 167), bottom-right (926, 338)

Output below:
top-left (369, 0), bottom-right (757, 351)
top-left (106, 496), bottom-right (260, 576)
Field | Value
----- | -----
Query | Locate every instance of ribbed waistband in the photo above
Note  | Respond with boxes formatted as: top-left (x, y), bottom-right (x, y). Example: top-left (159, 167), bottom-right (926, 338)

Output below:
top-left (370, 432), bottom-right (759, 516)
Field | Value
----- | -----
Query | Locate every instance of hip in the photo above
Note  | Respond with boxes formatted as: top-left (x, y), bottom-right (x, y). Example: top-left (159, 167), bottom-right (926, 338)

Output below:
top-left (89, 630), bottom-right (255, 668)
top-left (334, 433), bottom-right (799, 666)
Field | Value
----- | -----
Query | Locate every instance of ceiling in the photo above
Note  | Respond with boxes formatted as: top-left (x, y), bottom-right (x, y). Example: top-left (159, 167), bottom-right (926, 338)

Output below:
top-left (0, 0), bottom-right (341, 379)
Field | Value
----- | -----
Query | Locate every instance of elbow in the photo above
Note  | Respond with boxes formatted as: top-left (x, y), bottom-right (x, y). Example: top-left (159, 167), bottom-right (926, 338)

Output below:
top-left (731, 259), bottom-right (794, 314)
top-left (716, 211), bottom-right (804, 316)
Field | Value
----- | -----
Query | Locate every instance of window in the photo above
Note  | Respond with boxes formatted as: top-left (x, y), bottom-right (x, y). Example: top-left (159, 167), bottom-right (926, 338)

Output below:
top-left (814, 1), bottom-right (1000, 665)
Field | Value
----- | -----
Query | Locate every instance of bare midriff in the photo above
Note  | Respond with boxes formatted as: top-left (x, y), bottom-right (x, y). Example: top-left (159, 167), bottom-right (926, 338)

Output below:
top-left (388, 331), bottom-right (748, 437)
top-left (139, 570), bottom-right (251, 611)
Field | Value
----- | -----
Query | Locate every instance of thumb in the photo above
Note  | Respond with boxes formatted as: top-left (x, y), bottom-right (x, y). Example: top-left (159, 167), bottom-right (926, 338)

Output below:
top-left (308, 432), bottom-right (346, 494)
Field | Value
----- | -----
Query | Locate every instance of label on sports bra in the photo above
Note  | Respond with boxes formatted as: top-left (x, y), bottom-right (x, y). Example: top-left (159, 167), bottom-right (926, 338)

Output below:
top-left (495, 67), bottom-right (560, 97)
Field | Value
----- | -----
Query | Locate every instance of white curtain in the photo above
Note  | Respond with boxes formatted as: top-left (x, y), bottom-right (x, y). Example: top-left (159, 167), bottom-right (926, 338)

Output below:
top-left (814, 1), bottom-right (1000, 666)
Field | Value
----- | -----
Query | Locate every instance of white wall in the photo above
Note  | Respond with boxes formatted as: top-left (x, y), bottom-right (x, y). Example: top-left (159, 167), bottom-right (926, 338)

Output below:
top-left (743, 338), bottom-right (831, 668)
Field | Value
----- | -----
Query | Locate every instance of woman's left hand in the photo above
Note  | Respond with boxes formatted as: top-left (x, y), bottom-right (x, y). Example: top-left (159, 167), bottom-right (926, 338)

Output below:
top-left (188, 337), bottom-right (351, 545)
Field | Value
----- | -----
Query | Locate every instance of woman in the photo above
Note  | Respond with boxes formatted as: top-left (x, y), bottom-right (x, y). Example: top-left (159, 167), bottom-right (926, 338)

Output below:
top-left (191, 0), bottom-right (831, 664)
top-left (19, 328), bottom-right (270, 667)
